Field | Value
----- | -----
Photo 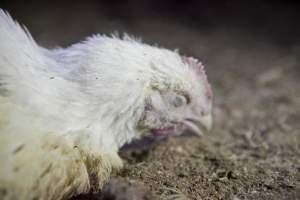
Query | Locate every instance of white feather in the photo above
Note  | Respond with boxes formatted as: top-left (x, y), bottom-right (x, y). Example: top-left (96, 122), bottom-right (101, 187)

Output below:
top-left (0, 9), bottom-right (202, 200)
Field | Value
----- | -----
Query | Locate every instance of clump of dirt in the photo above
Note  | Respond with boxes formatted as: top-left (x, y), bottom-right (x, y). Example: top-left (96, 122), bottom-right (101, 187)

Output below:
top-left (72, 178), bottom-right (156, 200)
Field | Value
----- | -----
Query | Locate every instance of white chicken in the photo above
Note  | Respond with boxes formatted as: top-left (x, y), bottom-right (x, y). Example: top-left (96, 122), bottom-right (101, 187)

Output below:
top-left (0, 10), bottom-right (213, 200)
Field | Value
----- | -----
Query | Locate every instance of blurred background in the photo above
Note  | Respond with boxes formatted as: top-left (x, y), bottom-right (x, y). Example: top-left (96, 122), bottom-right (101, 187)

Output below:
top-left (1, 0), bottom-right (299, 79)
top-left (0, 0), bottom-right (299, 76)
top-left (1, 0), bottom-right (299, 47)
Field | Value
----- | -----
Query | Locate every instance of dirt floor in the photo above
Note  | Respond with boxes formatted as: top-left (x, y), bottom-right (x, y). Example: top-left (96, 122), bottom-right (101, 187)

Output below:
top-left (3, 3), bottom-right (300, 199)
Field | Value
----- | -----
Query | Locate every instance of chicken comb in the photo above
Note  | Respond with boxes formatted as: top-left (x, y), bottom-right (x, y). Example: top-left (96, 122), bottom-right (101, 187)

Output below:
top-left (182, 56), bottom-right (213, 101)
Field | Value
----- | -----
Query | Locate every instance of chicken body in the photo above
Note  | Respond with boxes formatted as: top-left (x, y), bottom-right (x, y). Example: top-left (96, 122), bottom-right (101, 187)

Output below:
top-left (0, 10), bottom-right (213, 200)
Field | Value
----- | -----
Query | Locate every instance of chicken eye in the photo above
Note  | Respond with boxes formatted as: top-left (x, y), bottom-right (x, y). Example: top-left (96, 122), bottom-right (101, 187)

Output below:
top-left (172, 95), bottom-right (187, 107)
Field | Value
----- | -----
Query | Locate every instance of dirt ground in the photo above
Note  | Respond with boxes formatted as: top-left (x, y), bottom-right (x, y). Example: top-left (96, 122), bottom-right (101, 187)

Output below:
top-left (3, 2), bottom-right (300, 199)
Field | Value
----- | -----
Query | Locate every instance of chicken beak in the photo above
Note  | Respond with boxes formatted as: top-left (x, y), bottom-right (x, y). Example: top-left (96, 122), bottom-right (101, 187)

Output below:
top-left (200, 114), bottom-right (213, 131)
top-left (183, 114), bottom-right (213, 136)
